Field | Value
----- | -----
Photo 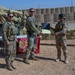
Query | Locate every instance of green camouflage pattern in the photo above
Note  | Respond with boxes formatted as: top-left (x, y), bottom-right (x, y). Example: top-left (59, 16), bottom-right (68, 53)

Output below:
top-left (2, 21), bottom-right (17, 69)
top-left (24, 16), bottom-right (40, 60)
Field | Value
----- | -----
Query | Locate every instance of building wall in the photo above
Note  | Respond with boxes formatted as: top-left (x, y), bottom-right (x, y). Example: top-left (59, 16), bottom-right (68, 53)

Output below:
top-left (22, 6), bottom-right (75, 23)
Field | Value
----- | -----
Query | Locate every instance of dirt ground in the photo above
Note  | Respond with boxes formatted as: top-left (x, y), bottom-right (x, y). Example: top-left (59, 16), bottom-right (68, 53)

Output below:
top-left (0, 40), bottom-right (75, 75)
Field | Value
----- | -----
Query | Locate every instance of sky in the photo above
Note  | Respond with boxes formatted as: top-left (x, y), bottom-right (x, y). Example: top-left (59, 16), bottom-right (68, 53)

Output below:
top-left (0, 0), bottom-right (75, 10)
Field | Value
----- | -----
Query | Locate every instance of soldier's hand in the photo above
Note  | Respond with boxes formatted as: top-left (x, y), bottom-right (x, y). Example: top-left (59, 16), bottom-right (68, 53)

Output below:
top-left (40, 32), bottom-right (43, 35)
top-left (52, 33), bottom-right (58, 36)
top-left (51, 33), bottom-right (56, 36)
top-left (6, 41), bottom-right (10, 46)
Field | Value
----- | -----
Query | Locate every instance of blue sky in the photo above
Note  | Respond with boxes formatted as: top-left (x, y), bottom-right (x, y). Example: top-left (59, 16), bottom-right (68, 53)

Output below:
top-left (0, 0), bottom-right (75, 10)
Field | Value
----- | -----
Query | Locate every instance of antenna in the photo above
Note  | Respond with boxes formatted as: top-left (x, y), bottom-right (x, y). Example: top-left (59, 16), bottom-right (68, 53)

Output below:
top-left (71, 1), bottom-right (73, 6)
top-left (11, 5), bottom-right (12, 9)
top-left (38, 3), bottom-right (40, 9)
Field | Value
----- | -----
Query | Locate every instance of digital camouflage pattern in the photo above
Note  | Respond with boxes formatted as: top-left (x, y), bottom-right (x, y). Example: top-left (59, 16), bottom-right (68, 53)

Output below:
top-left (2, 21), bottom-right (18, 70)
top-left (23, 16), bottom-right (40, 64)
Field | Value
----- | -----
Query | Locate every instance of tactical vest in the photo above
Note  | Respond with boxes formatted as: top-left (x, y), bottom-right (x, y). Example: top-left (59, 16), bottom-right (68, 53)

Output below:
top-left (55, 22), bottom-right (65, 33)
top-left (6, 22), bottom-right (18, 36)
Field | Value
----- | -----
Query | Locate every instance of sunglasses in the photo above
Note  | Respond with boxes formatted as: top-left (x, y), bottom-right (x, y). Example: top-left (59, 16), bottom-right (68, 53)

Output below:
top-left (8, 16), bottom-right (13, 18)
top-left (30, 11), bottom-right (35, 13)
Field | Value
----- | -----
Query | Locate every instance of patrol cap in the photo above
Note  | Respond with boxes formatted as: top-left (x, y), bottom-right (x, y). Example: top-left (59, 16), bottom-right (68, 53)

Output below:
top-left (58, 13), bottom-right (66, 19)
top-left (29, 8), bottom-right (35, 12)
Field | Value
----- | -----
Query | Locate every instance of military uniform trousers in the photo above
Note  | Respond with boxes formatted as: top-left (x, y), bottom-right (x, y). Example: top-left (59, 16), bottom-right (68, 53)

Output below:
top-left (24, 31), bottom-right (37, 59)
top-left (4, 40), bottom-right (16, 66)
top-left (55, 37), bottom-right (68, 59)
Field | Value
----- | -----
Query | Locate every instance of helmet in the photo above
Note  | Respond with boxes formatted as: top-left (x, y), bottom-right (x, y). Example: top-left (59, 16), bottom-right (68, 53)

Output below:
top-left (58, 13), bottom-right (65, 19)
top-left (29, 8), bottom-right (35, 12)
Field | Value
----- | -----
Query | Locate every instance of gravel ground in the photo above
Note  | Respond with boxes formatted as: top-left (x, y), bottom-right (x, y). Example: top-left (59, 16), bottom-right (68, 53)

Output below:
top-left (0, 40), bottom-right (75, 75)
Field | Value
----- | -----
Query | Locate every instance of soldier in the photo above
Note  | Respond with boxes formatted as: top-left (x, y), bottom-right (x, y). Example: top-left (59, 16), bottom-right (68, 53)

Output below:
top-left (2, 12), bottom-right (18, 71)
top-left (51, 13), bottom-right (68, 64)
top-left (23, 8), bottom-right (42, 64)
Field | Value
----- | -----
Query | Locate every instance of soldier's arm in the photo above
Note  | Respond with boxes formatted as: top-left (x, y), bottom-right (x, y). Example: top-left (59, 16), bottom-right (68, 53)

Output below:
top-left (2, 22), bottom-right (9, 43)
top-left (35, 18), bottom-right (39, 29)
top-left (50, 26), bottom-right (55, 32)
top-left (28, 18), bottom-right (40, 34)
top-left (56, 23), bottom-right (68, 36)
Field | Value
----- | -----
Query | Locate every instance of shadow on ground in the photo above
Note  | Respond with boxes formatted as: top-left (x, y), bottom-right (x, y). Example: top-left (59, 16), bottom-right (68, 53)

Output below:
top-left (36, 56), bottom-right (55, 61)
top-left (40, 43), bottom-right (75, 46)
top-left (0, 64), bottom-right (6, 69)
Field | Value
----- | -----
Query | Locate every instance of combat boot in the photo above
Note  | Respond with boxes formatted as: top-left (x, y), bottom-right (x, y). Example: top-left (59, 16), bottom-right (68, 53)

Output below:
top-left (23, 58), bottom-right (30, 64)
top-left (55, 58), bottom-right (61, 62)
top-left (64, 57), bottom-right (68, 64)
top-left (64, 60), bottom-right (68, 64)
top-left (56, 50), bottom-right (61, 62)
top-left (64, 52), bottom-right (68, 64)
top-left (5, 59), bottom-right (13, 71)
top-left (11, 61), bottom-right (16, 69)
top-left (6, 65), bottom-right (13, 71)
top-left (55, 54), bottom-right (61, 62)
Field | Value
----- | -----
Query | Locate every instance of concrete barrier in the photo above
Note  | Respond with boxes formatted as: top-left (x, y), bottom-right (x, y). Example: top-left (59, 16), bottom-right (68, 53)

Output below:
top-left (53, 14), bottom-right (58, 22)
top-left (35, 14), bottom-right (44, 22)
top-left (55, 8), bottom-right (60, 14)
top-left (70, 6), bottom-right (75, 12)
top-left (41, 9), bottom-right (46, 14)
top-left (45, 8), bottom-right (50, 14)
top-left (60, 7), bottom-right (65, 13)
top-left (35, 9), bottom-right (41, 14)
top-left (50, 8), bottom-right (55, 14)
top-left (44, 14), bottom-right (50, 22)
top-left (65, 7), bottom-right (70, 13)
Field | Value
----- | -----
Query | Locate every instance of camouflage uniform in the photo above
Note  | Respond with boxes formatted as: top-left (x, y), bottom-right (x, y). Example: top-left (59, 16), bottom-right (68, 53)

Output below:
top-left (23, 15), bottom-right (40, 64)
top-left (51, 13), bottom-right (68, 64)
top-left (51, 20), bottom-right (68, 63)
top-left (2, 21), bottom-right (18, 70)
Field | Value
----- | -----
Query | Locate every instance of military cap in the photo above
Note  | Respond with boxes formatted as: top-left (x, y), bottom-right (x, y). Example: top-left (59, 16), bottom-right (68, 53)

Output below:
top-left (29, 8), bottom-right (35, 12)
